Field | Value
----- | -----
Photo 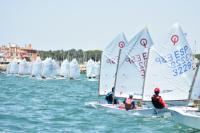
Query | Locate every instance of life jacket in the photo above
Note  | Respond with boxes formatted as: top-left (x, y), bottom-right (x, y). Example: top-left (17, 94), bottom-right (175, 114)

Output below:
top-left (105, 92), bottom-right (113, 104)
top-left (105, 92), bottom-right (118, 104)
top-left (125, 98), bottom-right (133, 110)
top-left (151, 95), bottom-right (164, 109)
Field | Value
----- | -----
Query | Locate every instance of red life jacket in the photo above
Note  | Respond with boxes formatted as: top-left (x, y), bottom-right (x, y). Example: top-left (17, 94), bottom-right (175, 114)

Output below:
top-left (151, 95), bottom-right (165, 109)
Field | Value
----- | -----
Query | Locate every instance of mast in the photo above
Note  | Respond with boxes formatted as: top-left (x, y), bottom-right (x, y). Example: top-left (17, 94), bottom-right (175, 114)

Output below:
top-left (188, 62), bottom-right (200, 101)
top-left (194, 40), bottom-right (197, 55)
top-left (112, 49), bottom-right (122, 104)
top-left (98, 54), bottom-right (102, 97)
top-left (141, 48), bottom-right (150, 101)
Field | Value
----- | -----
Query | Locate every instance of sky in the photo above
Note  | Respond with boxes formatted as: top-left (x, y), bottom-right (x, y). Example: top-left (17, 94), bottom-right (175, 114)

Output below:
top-left (0, 0), bottom-right (199, 51)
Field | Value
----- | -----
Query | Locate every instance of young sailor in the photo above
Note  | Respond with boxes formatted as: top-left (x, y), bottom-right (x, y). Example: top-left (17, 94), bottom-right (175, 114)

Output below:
top-left (105, 87), bottom-right (118, 104)
top-left (123, 93), bottom-right (136, 110)
top-left (151, 88), bottom-right (167, 109)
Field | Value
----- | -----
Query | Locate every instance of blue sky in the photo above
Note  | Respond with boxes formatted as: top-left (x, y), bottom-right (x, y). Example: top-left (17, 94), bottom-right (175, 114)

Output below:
top-left (0, 0), bottom-right (199, 51)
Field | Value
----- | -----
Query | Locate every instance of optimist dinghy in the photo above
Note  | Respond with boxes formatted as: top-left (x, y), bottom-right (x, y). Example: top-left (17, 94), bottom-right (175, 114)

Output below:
top-left (97, 30), bottom-right (166, 116)
top-left (169, 61), bottom-right (200, 129)
top-left (97, 24), bottom-right (195, 117)
top-left (143, 23), bottom-right (194, 102)
top-left (87, 101), bottom-right (168, 117)
top-left (169, 106), bottom-right (200, 130)
top-left (86, 59), bottom-right (99, 81)
top-left (98, 32), bottom-right (128, 96)
top-left (153, 23), bottom-right (200, 129)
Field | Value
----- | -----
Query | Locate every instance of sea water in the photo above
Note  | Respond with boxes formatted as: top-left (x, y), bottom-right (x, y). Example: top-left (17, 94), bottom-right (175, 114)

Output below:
top-left (0, 73), bottom-right (197, 133)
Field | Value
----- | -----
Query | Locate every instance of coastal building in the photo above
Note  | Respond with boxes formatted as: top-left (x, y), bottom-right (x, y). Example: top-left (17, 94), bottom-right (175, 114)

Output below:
top-left (0, 44), bottom-right (38, 62)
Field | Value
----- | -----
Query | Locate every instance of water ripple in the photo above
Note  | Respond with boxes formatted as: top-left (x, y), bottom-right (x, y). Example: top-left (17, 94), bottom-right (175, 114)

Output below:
top-left (0, 73), bottom-right (197, 133)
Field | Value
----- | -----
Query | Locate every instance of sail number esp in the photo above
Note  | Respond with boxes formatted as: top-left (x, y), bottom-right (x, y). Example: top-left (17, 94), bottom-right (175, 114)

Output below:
top-left (155, 45), bottom-right (192, 76)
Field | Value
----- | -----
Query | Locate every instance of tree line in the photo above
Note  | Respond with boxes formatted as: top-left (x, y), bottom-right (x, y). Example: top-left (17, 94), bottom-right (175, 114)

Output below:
top-left (38, 49), bottom-right (200, 64)
top-left (195, 54), bottom-right (200, 61)
top-left (38, 49), bottom-right (102, 64)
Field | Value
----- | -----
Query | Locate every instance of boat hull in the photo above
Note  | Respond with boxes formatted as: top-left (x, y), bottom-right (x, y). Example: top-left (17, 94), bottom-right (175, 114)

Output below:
top-left (87, 101), bottom-right (169, 117)
top-left (169, 106), bottom-right (200, 130)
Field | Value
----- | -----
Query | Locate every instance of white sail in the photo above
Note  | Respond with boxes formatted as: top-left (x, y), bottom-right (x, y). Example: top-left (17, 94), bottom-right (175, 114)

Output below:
top-left (18, 59), bottom-right (29, 75)
top-left (18, 59), bottom-right (23, 74)
top-left (42, 58), bottom-right (54, 78)
top-left (86, 59), bottom-right (95, 78)
top-left (32, 57), bottom-right (42, 77)
top-left (115, 28), bottom-right (153, 99)
top-left (143, 23), bottom-right (194, 101)
top-left (6, 63), bottom-right (11, 74)
top-left (60, 59), bottom-right (70, 77)
top-left (27, 62), bottom-right (32, 75)
top-left (10, 59), bottom-right (19, 74)
top-left (99, 33), bottom-right (128, 95)
top-left (69, 58), bottom-right (80, 79)
top-left (94, 61), bottom-right (100, 78)
top-left (52, 59), bottom-right (60, 76)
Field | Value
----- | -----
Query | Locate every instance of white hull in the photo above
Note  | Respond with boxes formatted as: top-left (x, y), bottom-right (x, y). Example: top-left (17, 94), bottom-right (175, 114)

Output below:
top-left (169, 106), bottom-right (200, 130)
top-left (86, 101), bottom-right (169, 117)
top-left (87, 78), bottom-right (98, 82)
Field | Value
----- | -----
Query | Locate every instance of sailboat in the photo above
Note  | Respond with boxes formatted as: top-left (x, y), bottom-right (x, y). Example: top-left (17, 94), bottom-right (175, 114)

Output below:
top-left (97, 30), bottom-right (165, 116)
top-left (142, 23), bottom-right (196, 118)
top-left (96, 23), bottom-right (195, 117)
top-left (114, 28), bottom-right (153, 99)
top-left (27, 62), bottom-right (33, 75)
top-left (145, 23), bottom-right (195, 115)
top-left (168, 62), bottom-right (200, 129)
top-left (6, 63), bottom-right (11, 74)
top-left (31, 57), bottom-right (42, 78)
top-left (60, 59), bottom-right (70, 78)
top-left (86, 59), bottom-right (95, 78)
top-left (18, 59), bottom-right (29, 75)
top-left (41, 58), bottom-right (55, 79)
top-left (98, 33), bottom-right (128, 96)
top-left (93, 61), bottom-right (100, 79)
top-left (69, 58), bottom-right (80, 79)
top-left (86, 59), bottom-right (99, 81)
top-left (9, 59), bottom-right (19, 74)
top-left (52, 59), bottom-right (60, 78)
top-left (143, 23), bottom-right (194, 102)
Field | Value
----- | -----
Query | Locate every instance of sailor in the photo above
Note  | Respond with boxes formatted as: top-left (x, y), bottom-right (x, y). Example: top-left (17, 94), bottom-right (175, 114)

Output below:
top-left (151, 88), bottom-right (167, 109)
top-left (123, 93), bottom-right (136, 110)
top-left (105, 87), bottom-right (118, 104)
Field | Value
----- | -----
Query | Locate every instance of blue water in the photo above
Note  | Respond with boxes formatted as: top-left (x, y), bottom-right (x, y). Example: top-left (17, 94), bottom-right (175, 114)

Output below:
top-left (0, 73), bottom-right (198, 133)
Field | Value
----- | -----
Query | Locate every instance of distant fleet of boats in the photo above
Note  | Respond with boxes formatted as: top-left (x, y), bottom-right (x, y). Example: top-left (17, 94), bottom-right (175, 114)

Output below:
top-left (5, 57), bottom-right (100, 80)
